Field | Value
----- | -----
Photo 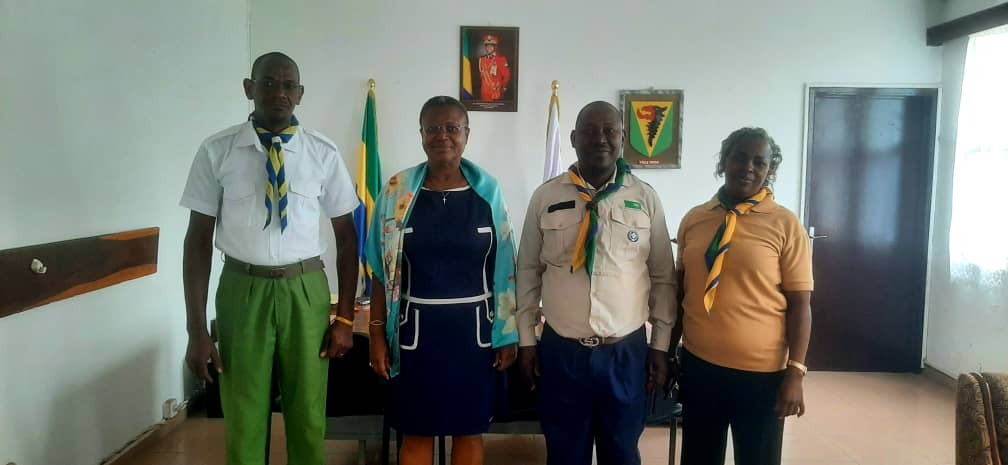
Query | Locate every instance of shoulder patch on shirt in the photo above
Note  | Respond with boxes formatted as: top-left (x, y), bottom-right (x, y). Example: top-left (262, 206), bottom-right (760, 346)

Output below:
top-left (302, 128), bottom-right (342, 153)
top-left (624, 200), bottom-right (642, 210)
top-left (547, 200), bottom-right (576, 213)
top-left (202, 122), bottom-right (247, 147)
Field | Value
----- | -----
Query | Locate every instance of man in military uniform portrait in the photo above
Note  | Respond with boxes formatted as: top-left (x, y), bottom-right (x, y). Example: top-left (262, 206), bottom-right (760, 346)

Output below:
top-left (478, 34), bottom-right (511, 102)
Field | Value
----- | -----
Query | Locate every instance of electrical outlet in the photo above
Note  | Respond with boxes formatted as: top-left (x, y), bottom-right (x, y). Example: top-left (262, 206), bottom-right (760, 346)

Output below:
top-left (162, 398), bottom-right (179, 420)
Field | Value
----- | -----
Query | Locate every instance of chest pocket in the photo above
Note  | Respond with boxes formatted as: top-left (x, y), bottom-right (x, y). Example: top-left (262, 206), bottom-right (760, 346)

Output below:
top-left (540, 208), bottom-right (583, 268)
top-left (221, 180), bottom-right (257, 229)
top-left (608, 207), bottom-right (652, 261)
top-left (289, 181), bottom-right (323, 232)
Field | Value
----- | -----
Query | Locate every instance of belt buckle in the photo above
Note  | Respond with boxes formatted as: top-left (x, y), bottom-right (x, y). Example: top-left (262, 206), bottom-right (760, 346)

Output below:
top-left (578, 336), bottom-right (601, 348)
top-left (268, 268), bottom-right (286, 279)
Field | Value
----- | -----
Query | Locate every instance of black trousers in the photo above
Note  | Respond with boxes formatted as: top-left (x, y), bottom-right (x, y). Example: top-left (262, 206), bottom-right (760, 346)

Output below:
top-left (679, 349), bottom-right (785, 465)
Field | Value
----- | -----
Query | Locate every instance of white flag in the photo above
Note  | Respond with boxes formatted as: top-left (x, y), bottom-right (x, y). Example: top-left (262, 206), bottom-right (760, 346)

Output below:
top-left (544, 93), bottom-right (564, 181)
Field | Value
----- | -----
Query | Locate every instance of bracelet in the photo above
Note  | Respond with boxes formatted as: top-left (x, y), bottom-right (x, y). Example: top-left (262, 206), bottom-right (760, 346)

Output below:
top-left (786, 359), bottom-right (808, 376)
top-left (369, 320), bottom-right (386, 326)
top-left (333, 316), bottom-right (354, 328)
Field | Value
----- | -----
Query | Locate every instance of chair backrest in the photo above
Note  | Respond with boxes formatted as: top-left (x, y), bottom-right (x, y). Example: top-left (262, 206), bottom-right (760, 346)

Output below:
top-left (957, 372), bottom-right (1008, 465)
top-left (326, 334), bottom-right (388, 417)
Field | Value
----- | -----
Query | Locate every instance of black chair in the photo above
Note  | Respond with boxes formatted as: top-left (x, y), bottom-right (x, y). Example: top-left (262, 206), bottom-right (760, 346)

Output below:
top-left (648, 387), bottom-right (683, 465)
top-left (659, 344), bottom-right (684, 465)
top-left (428, 360), bottom-right (540, 465)
top-left (324, 333), bottom-right (389, 465)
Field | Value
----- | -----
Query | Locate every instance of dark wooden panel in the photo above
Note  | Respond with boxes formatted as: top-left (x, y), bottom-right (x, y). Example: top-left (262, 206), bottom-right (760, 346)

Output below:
top-left (0, 228), bottom-right (159, 318)
top-left (927, 3), bottom-right (1008, 46)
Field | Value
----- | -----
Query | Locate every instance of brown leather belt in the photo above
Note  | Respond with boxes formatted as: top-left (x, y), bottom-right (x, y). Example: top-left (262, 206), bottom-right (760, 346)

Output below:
top-left (224, 256), bottom-right (324, 279)
top-left (546, 324), bottom-right (630, 347)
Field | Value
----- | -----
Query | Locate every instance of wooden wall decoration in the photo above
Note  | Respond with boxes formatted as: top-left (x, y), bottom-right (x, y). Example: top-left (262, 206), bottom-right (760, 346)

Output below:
top-left (927, 3), bottom-right (1008, 46)
top-left (0, 227), bottom-right (159, 318)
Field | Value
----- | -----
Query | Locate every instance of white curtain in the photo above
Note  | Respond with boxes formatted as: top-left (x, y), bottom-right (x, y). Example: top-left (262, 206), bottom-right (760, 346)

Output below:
top-left (950, 26), bottom-right (1008, 286)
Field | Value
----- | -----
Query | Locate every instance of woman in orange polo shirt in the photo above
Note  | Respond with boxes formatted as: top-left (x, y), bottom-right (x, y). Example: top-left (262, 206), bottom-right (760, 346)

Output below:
top-left (675, 127), bottom-right (813, 465)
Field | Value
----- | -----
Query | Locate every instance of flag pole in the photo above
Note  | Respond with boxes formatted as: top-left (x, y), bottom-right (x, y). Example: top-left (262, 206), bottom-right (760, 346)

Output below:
top-left (543, 80), bottom-right (564, 181)
top-left (357, 77), bottom-right (378, 299)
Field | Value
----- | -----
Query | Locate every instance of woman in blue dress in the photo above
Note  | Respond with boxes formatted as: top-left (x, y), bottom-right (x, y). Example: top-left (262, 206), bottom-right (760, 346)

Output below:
top-left (365, 96), bottom-right (520, 465)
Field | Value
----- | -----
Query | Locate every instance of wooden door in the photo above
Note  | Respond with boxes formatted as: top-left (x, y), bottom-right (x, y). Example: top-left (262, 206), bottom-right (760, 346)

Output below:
top-left (803, 87), bottom-right (937, 372)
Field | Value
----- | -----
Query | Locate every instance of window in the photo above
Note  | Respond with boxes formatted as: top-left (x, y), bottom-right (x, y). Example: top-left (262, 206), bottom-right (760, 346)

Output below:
top-left (949, 26), bottom-right (1008, 287)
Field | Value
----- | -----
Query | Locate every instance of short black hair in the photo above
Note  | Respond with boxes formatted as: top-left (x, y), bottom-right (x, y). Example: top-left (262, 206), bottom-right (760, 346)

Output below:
top-left (574, 101), bottom-right (621, 128)
top-left (419, 96), bottom-right (469, 126)
top-left (715, 127), bottom-right (783, 186)
top-left (251, 52), bottom-right (298, 79)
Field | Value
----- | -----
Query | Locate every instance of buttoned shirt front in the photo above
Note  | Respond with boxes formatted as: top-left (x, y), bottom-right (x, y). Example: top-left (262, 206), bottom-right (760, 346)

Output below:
top-left (516, 170), bottom-right (678, 351)
top-left (180, 121), bottom-right (359, 266)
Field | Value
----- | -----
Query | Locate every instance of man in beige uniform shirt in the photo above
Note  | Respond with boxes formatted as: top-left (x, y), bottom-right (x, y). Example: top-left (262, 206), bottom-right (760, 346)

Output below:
top-left (517, 101), bottom-right (677, 465)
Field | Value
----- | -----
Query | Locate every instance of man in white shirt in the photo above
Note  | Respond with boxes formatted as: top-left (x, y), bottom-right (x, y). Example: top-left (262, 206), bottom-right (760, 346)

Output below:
top-left (180, 52), bottom-right (359, 465)
top-left (517, 101), bottom-right (677, 465)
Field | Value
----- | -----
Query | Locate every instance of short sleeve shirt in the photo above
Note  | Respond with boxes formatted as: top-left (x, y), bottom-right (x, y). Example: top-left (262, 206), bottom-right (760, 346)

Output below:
top-left (180, 121), bottom-right (359, 266)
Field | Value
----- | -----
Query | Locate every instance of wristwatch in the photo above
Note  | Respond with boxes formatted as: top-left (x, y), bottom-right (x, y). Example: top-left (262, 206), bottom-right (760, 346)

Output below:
top-left (786, 359), bottom-right (808, 376)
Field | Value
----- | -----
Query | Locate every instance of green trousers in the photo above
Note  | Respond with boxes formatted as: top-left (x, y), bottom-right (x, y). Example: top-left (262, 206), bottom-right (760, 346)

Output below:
top-left (215, 268), bottom-right (331, 465)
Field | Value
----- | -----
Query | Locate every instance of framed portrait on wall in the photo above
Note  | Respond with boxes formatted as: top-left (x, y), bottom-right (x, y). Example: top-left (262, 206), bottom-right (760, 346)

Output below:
top-left (619, 89), bottom-right (683, 169)
top-left (460, 26), bottom-right (519, 112)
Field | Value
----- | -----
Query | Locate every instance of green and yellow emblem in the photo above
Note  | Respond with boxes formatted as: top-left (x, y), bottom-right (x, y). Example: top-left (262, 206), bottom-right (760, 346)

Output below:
top-left (628, 101), bottom-right (675, 158)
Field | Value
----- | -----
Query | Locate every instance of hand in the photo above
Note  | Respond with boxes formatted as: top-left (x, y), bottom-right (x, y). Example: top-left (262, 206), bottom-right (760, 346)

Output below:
top-left (775, 369), bottom-right (806, 418)
top-left (494, 344), bottom-right (517, 372)
top-left (666, 354), bottom-right (681, 395)
top-left (186, 331), bottom-right (223, 384)
top-left (320, 321), bottom-right (353, 359)
top-left (646, 349), bottom-right (669, 394)
top-left (519, 346), bottom-right (541, 390)
top-left (369, 332), bottom-right (391, 380)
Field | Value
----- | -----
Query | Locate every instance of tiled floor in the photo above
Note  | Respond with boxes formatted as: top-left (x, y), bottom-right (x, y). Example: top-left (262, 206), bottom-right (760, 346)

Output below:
top-left (120, 372), bottom-right (956, 465)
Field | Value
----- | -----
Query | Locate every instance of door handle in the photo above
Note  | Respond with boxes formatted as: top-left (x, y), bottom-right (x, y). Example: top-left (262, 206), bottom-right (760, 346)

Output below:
top-left (808, 226), bottom-right (830, 240)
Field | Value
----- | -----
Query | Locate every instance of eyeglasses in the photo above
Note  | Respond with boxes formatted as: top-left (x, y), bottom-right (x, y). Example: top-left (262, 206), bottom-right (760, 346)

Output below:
top-left (251, 79), bottom-right (303, 93)
top-left (421, 125), bottom-right (469, 136)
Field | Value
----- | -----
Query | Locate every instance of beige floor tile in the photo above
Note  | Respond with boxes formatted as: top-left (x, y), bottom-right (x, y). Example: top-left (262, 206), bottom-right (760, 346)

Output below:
top-left (121, 372), bottom-right (956, 465)
top-left (779, 433), bottom-right (854, 462)
top-left (778, 461), bottom-right (858, 465)
top-left (124, 452), bottom-right (197, 465)
top-left (484, 434), bottom-right (547, 463)
top-left (145, 417), bottom-right (227, 453)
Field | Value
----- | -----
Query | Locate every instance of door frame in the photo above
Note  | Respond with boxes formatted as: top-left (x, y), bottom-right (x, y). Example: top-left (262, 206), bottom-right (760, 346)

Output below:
top-left (798, 83), bottom-right (942, 370)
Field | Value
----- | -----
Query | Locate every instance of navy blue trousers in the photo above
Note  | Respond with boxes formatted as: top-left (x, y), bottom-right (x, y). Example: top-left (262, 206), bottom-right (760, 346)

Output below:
top-left (538, 325), bottom-right (648, 465)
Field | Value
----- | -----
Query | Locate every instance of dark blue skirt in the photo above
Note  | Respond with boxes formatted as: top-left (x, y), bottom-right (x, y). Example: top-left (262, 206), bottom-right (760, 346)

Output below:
top-left (390, 297), bottom-right (503, 436)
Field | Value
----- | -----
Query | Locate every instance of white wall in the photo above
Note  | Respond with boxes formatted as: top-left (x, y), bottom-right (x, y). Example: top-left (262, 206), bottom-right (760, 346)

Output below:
top-left (924, 0), bottom-right (1008, 376)
top-left (0, 1), bottom-right (248, 464)
top-left (251, 0), bottom-right (941, 244)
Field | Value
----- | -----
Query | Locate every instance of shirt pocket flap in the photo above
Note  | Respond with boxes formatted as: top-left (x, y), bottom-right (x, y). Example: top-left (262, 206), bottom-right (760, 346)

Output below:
top-left (541, 209), bottom-right (583, 230)
top-left (610, 207), bottom-right (651, 228)
top-left (290, 181), bottom-right (322, 198)
top-left (223, 181), bottom-right (256, 200)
